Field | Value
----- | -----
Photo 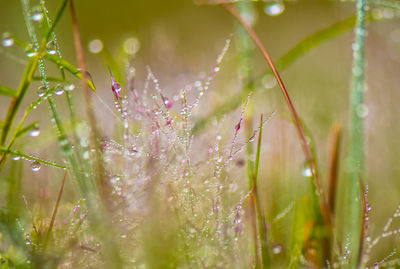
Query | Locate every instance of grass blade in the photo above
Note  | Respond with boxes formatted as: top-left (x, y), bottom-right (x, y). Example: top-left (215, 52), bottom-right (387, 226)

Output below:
top-left (44, 169), bottom-right (68, 248)
top-left (252, 114), bottom-right (270, 268)
top-left (327, 124), bottom-right (342, 214)
top-left (345, 0), bottom-right (367, 266)
top-left (0, 85), bottom-right (18, 98)
top-left (15, 121), bottom-right (38, 138)
top-left (0, 146), bottom-right (66, 169)
top-left (44, 53), bottom-right (96, 90)
top-left (1, 57), bottom-right (38, 145)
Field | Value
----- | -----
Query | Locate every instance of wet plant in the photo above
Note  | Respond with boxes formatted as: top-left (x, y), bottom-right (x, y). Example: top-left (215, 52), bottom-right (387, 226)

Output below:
top-left (1, 0), bottom-right (400, 268)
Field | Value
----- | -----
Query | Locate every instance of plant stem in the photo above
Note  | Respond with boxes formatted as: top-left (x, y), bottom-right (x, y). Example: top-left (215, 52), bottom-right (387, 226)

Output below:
top-left (44, 169), bottom-right (68, 248)
top-left (346, 0), bottom-right (367, 267)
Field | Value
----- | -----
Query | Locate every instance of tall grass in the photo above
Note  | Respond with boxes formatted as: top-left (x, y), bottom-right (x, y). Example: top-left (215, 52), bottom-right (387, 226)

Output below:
top-left (1, 0), bottom-right (400, 268)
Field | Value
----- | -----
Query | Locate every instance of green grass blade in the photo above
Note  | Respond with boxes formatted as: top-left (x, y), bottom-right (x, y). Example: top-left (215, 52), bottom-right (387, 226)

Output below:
top-left (253, 114), bottom-right (263, 183)
top-left (32, 76), bottom-right (64, 82)
top-left (0, 146), bottom-right (67, 169)
top-left (345, 0), bottom-right (367, 267)
top-left (0, 85), bottom-right (18, 98)
top-left (1, 57), bottom-right (38, 145)
top-left (15, 121), bottom-right (38, 138)
top-left (253, 114), bottom-right (270, 268)
top-left (44, 53), bottom-right (96, 91)
top-left (276, 15), bottom-right (356, 71)
top-left (43, 0), bottom-right (68, 41)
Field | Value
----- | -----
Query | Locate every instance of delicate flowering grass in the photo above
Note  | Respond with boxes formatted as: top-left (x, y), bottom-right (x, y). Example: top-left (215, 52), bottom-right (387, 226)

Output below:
top-left (2, 0), bottom-right (400, 268)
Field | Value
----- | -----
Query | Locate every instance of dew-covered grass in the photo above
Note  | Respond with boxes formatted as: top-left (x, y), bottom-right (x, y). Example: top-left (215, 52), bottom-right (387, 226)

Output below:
top-left (1, 0), bottom-right (400, 268)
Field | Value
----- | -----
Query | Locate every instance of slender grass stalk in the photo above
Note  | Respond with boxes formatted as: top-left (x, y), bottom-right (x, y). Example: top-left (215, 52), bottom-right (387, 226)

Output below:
top-left (252, 114), bottom-right (270, 268)
top-left (0, 85), bottom-right (18, 97)
top-left (345, 0), bottom-right (367, 267)
top-left (0, 146), bottom-right (66, 169)
top-left (234, 3), bottom-right (261, 265)
top-left (44, 169), bottom-right (68, 248)
top-left (327, 124), bottom-right (342, 214)
top-left (358, 180), bottom-right (367, 266)
top-left (15, 121), bottom-right (38, 138)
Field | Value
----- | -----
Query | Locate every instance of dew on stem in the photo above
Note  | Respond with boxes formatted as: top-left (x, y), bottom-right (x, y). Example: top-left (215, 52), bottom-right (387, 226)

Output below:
top-left (29, 125), bottom-right (40, 137)
top-left (30, 161), bottom-right (41, 171)
top-left (2, 32), bottom-right (14, 47)
top-left (264, 1), bottom-right (285, 16)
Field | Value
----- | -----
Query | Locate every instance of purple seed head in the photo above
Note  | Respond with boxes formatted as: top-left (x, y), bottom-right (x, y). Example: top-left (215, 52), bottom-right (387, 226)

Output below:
top-left (164, 99), bottom-right (173, 109)
top-left (107, 65), bottom-right (122, 100)
top-left (235, 119), bottom-right (242, 132)
top-left (112, 80), bottom-right (122, 100)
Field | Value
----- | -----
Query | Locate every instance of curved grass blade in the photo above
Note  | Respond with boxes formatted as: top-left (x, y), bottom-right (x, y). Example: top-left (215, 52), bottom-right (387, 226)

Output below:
top-left (44, 53), bottom-right (96, 91)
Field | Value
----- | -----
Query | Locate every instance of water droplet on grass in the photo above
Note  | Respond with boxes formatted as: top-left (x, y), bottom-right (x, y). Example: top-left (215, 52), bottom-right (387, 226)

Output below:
top-left (37, 85), bottom-right (46, 97)
top-left (356, 104), bottom-right (368, 118)
top-left (264, 2), bottom-right (285, 16)
top-left (31, 7), bottom-right (43, 22)
top-left (2, 33), bottom-right (14, 47)
top-left (29, 126), bottom-right (40, 137)
top-left (46, 41), bottom-right (56, 55)
top-left (25, 46), bottom-right (37, 57)
top-left (54, 85), bottom-right (64, 95)
top-left (12, 155), bottom-right (20, 161)
top-left (248, 132), bottom-right (256, 142)
top-left (63, 83), bottom-right (75, 91)
top-left (272, 243), bottom-right (283, 254)
top-left (30, 161), bottom-right (41, 171)
top-left (302, 166), bottom-right (312, 178)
